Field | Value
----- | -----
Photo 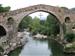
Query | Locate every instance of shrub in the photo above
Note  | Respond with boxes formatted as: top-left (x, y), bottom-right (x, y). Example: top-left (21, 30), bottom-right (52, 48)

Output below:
top-left (8, 46), bottom-right (23, 56)
top-left (64, 33), bottom-right (75, 43)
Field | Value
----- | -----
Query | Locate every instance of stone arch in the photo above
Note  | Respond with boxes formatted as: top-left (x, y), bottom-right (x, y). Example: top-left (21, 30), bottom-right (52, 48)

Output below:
top-left (17, 10), bottom-right (61, 28)
top-left (18, 10), bottom-right (62, 36)
top-left (65, 17), bottom-right (71, 23)
top-left (25, 10), bottom-right (59, 19)
top-left (18, 11), bottom-right (61, 33)
top-left (0, 25), bottom-right (6, 37)
top-left (6, 4), bottom-right (64, 40)
top-left (7, 4), bottom-right (63, 27)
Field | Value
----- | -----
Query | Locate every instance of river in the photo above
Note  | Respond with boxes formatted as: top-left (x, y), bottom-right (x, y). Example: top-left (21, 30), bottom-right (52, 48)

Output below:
top-left (19, 35), bottom-right (65, 56)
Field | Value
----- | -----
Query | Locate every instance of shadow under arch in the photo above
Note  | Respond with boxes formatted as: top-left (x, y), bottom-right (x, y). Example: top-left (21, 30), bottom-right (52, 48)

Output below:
top-left (48, 39), bottom-right (64, 56)
top-left (7, 17), bottom-right (14, 25)
top-left (0, 25), bottom-right (6, 37)
top-left (65, 17), bottom-right (71, 23)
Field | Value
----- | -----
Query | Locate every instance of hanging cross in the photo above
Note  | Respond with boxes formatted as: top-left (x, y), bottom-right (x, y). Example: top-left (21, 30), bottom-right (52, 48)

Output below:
top-left (39, 13), bottom-right (43, 19)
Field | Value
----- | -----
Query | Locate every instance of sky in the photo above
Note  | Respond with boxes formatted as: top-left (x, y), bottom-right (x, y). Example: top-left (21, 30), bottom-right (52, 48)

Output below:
top-left (29, 12), bottom-right (49, 20)
top-left (0, 0), bottom-right (75, 10)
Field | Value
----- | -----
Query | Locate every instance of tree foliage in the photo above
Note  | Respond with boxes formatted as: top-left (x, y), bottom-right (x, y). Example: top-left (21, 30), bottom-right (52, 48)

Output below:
top-left (45, 14), bottom-right (60, 36)
top-left (0, 4), bottom-right (10, 12)
top-left (18, 16), bottom-right (32, 31)
top-left (29, 16), bottom-right (41, 34)
top-left (61, 7), bottom-right (69, 10)
top-left (64, 33), bottom-right (75, 43)
top-left (19, 14), bottom-right (60, 36)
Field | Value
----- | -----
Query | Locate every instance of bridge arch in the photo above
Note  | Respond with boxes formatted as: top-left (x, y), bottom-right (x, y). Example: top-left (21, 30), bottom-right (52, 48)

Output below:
top-left (6, 4), bottom-right (64, 40)
top-left (17, 10), bottom-right (61, 28)
top-left (17, 10), bottom-right (62, 38)
top-left (18, 11), bottom-right (61, 33)
top-left (7, 4), bottom-right (63, 28)
top-left (0, 4), bottom-right (74, 54)
top-left (0, 25), bottom-right (6, 37)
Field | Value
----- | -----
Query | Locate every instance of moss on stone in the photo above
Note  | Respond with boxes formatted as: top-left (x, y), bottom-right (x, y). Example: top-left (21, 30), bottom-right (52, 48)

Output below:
top-left (0, 46), bottom-right (4, 52)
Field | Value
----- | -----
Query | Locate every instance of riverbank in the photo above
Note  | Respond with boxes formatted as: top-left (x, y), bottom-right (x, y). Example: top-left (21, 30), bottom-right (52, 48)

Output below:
top-left (33, 33), bottom-right (47, 39)
top-left (6, 31), bottom-right (63, 56)
top-left (1, 31), bottom-right (29, 56)
top-left (2, 31), bottom-right (75, 56)
top-left (33, 34), bottom-right (75, 54)
top-left (6, 31), bottom-right (75, 56)
top-left (64, 42), bottom-right (75, 54)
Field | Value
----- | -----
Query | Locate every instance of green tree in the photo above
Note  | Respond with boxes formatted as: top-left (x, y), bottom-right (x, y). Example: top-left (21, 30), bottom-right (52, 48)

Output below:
top-left (0, 4), bottom-right (10, 12)
top-left (29, 16), bottom-right (41, 34)
top-left (18, 16), bottom-right (32, 31)
top-left (39, 20), bottom-right (46, 35)
top-left (40, 20), bottom-right (45, 25)
top-left (64, 33), bottom-right (75, 43)
top-left (45, 14), bottom-right (60, 36)
top-left (61, 7), bottom-right (69, 10)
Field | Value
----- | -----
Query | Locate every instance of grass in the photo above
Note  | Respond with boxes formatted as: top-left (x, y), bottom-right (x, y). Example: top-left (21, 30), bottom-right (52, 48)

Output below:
top-left (8, 46), bottom-right (23, 56)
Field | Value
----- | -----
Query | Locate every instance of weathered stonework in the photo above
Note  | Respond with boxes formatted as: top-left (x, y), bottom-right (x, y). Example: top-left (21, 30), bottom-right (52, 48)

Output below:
top-left (0, 4), bottom-right (75, 55)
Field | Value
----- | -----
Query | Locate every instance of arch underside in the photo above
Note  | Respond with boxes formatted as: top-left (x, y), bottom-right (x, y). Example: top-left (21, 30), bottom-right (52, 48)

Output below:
top-left (0, 25), bottom-right (6, 36)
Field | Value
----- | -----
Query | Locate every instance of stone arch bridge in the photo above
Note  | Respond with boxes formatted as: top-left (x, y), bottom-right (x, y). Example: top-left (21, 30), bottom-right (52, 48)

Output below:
top-left (0, 4), bottom-right (75, 54)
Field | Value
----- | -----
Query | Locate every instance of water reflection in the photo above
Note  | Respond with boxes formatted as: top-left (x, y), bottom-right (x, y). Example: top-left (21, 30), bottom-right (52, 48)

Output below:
top-left (64, 53), bottom-right (75, 56)
top-left (48, 39), bottom-right (64, 56)
top-left (20, 38), bottom-right (51, 56)
top-left (20, 36), bottom-right (65, 56)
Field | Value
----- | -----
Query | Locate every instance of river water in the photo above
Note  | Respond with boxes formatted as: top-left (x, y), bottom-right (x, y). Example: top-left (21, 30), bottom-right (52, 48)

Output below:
top-left (19, 35), bottom-right (65, 56)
